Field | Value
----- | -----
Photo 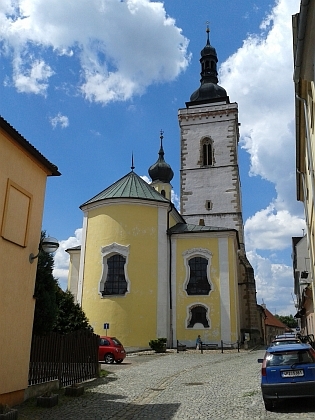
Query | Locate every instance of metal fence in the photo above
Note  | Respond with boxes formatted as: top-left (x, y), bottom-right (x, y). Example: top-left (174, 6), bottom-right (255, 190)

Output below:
top-left (28, 330), bottom-right (99, 387)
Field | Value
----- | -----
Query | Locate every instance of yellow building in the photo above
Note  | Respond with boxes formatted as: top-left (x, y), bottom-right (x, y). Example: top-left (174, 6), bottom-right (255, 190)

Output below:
top-left (67, 31), bottom-right (260, 350)
top-left (293, 0), bottom-right (315, 334)
top-left (0, 116), bottom-right (60, 406)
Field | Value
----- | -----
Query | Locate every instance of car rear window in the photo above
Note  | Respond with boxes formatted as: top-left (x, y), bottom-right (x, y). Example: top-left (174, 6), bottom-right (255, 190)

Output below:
top-left (266, 350), bottom-right (315, 367)
top-left (111, 337), bottom-right (122, 346)
top-left (271, 340), bottom-right (300, 346)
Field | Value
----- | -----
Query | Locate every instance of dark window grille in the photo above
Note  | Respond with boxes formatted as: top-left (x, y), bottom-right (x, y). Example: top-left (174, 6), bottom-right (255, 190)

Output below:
top-left (186, 257), bottom-right (211, 295)
top-left (188, 306), bottom-right (209, 328)
top-left (103, 254), bottom-right (127, 295)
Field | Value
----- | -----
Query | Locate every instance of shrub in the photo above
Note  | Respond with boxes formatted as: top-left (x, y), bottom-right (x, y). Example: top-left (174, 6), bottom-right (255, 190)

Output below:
top-left (149, 337), bottom-right (167, 353)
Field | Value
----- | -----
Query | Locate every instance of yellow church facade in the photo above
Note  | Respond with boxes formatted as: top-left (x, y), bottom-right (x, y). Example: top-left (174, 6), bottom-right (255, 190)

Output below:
top-left (67, 170), bottom-right (242, 348)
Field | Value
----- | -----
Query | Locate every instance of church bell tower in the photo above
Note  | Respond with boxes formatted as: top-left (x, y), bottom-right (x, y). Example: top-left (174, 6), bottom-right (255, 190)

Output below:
top-left (178, 26), bottom-right (244, 245)
top-left (178, 27), bottom-right (260, 342)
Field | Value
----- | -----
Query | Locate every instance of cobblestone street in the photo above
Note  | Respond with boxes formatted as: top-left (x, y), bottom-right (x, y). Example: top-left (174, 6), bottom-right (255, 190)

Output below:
top-left (17, 348), bottom-right (315, 419)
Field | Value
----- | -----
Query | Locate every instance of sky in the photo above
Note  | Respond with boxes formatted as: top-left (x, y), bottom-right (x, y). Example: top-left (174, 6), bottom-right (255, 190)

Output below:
top-left (0, 0), bottom-right (305, 315)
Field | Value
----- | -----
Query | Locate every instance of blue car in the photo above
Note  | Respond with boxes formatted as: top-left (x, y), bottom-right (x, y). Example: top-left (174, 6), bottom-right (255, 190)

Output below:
top-left (258, 343), bottom-right (315, 411)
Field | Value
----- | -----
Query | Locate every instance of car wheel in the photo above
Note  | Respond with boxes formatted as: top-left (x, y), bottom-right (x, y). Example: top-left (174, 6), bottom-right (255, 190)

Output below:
top-left (116, 359), bottom-right (123, 364)
top-left (104, 353), bottom-right (115, 364)
top-left (263, 398), bottom-right (274, 411)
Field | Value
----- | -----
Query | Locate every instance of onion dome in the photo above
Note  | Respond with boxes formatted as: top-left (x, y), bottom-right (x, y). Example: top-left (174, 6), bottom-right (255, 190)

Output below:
top-left (148, 131), bottom-right (174, 183)
top-left (188, 25), bottom-right (229, 105)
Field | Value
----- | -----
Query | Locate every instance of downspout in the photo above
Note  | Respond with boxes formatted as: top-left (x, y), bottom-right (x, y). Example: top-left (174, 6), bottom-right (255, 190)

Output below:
top-left (167, 204), bottom-right (173, 348)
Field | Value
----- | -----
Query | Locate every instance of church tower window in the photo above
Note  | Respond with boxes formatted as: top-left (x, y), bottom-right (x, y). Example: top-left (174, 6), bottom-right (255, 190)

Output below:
top-left (201, 138), bottom-right (213, 166)
top-left (187, 305), bottom-right (210, 328)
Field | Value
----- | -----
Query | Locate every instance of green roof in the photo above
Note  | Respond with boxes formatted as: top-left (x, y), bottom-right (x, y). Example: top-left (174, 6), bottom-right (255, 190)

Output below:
top-left (81, 171), bottom-right (170, 208)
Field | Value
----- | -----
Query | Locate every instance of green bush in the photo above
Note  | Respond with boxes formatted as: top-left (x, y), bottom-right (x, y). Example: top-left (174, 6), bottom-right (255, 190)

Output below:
top-left (149, 337), bottom-right (167, 353)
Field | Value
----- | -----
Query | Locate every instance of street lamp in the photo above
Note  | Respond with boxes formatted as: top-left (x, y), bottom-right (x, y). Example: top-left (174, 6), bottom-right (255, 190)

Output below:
top-left (29, 236), bottom-right (59, 263)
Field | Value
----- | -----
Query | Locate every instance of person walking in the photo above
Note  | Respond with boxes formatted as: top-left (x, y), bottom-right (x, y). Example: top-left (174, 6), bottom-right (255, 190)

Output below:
top-left (196, 335), bottom-right (202, 350)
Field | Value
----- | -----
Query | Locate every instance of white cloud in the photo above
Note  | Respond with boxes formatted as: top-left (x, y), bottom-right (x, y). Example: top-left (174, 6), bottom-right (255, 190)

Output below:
top-left (50, 112), bottom-right (69, 129)
top-left (219, 0), bottom-right (303, 313)
top-left (53, 228), bottom-right (82, 290)
top-left (0, 0), bottom-right (190, 101)
top-left (248, 250), bottom-right (296, 315)
top-left (245, 204), bottom-right (305, 251)
top-left (13, 56), bottom-right (54, 95)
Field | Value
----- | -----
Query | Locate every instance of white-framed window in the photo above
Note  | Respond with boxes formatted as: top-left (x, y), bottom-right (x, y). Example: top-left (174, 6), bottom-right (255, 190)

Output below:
top-left (186, 303), bottom-right (211, 329)
top-left (99, 243), bottom-right (130, 297)
top-left (182, 248), bottom-right (213, 296)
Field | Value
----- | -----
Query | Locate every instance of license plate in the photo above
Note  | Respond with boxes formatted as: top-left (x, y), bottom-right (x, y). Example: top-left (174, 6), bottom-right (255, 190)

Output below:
top-left (281, 370), bottom-right (304, 378)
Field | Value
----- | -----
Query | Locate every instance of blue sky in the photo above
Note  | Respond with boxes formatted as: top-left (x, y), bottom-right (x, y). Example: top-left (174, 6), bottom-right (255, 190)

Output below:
top-left (0, 0), bottom-right (304, 315)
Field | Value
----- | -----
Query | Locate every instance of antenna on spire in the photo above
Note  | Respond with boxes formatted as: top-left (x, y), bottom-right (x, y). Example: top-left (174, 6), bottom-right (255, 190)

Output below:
top-left (131, 152), bottom-right (135, 171)
top-left (160, 129), bottom-right (164, 147)
top-left (206, 21), bottom-right (210, 44)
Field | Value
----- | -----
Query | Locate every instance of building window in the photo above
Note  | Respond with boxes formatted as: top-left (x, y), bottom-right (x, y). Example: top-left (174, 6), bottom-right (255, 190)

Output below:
top-left (201, 138), bottom-right (213, 166)
top-left (99, 243), bottom-right (130, 297)
top-left (102, 254), bottom-right (127, 295)
top-left (205, 200), bottom-right (212, 210)
top-left (187, 305), bottom-right (210, 328)
top-left (161, 189), bottom-right (166, 197)
top-left (186, 257), bottom-right (211, 295)
top-left (182, 248), bottom-right (213, 297)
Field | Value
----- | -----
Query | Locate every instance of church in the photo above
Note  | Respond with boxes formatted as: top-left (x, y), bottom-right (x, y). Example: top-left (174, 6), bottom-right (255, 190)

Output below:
top-left (66, 28), bottom-right (260, 349)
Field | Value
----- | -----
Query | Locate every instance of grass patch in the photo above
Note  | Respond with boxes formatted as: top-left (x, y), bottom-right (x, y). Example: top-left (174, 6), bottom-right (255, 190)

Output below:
top-left (99, 369), bottom-right (110, 377)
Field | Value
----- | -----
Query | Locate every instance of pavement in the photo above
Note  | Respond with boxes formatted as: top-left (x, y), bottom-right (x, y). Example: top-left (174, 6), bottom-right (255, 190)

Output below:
top-left (15, 347), bottom-right (315, 420)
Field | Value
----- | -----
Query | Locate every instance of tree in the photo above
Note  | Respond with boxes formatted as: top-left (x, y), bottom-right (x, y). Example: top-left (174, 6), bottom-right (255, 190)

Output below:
top-left (275, 314), bottom-right (298, 329)
top-left (33, 231), bottom-right (93, 335)
top-left (32, 231), bottom-right (59, 335)
top-left (53, 289), bottom-right (93, 334)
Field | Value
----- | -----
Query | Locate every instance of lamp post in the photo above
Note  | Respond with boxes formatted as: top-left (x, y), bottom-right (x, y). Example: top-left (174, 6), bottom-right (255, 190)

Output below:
top-left (29, 237), bottom-right (59, 263)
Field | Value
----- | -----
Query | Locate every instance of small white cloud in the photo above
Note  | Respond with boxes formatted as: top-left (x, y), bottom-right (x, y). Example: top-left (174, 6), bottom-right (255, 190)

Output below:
top-left (13, 57), bottom-right (54, 95)
top-left (140, 175), bottom-right (150, 184)
top-left (90, 129), bottom-right (101, 136)
top-left (50, 112), bottom-right (69, 129)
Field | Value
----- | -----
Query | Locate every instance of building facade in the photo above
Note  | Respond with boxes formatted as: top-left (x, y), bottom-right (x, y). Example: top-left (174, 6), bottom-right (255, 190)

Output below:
top-left (0, 116), bottom-right (60, 406)
top-left (293, 0), bottom-right (315, 334)
top-left (67, 30), bottom-right (260, 350)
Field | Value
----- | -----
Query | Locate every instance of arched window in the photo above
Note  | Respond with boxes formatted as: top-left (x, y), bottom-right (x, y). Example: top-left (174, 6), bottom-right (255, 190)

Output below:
top-left (186, 257), bottom-right (211, 295)
top-left (201, 138), bottom-right (213, 166)
top-left (102, 254), bottom-right (127, 295)
top-left (99, 243), bottom-right (130, 297)
top-left (187, 305), bottom-right (210, 328)
top-left (182, 248), bottom-right (213, 297)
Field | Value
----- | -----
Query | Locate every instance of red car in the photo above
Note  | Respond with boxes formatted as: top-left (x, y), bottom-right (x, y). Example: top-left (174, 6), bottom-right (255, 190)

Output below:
top-left (99, 336), bottom-right (126, 364)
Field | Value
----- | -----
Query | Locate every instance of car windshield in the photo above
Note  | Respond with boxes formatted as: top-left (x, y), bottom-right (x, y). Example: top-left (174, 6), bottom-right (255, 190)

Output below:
top-left (111, 337), bottom-right (122, 346)
top-left (266, 350), bottom-right (315, 367)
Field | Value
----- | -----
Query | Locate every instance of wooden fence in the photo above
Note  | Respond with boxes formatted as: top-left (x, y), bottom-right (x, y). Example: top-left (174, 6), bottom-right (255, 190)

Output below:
top-left (29, 330), bottom-right (99, 387)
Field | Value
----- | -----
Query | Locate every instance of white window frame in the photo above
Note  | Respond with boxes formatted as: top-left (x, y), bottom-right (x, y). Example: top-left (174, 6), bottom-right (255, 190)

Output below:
top-left (182, 248), bottom-right (213, 296)
top-left (186, 303), bottom-right (211, 329)
top-left (99, 243), bottom-right (130, 298)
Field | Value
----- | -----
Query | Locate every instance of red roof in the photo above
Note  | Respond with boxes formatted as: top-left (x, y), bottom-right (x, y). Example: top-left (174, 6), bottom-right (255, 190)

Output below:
top-left (264, 308), bottom-right (288, 329)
